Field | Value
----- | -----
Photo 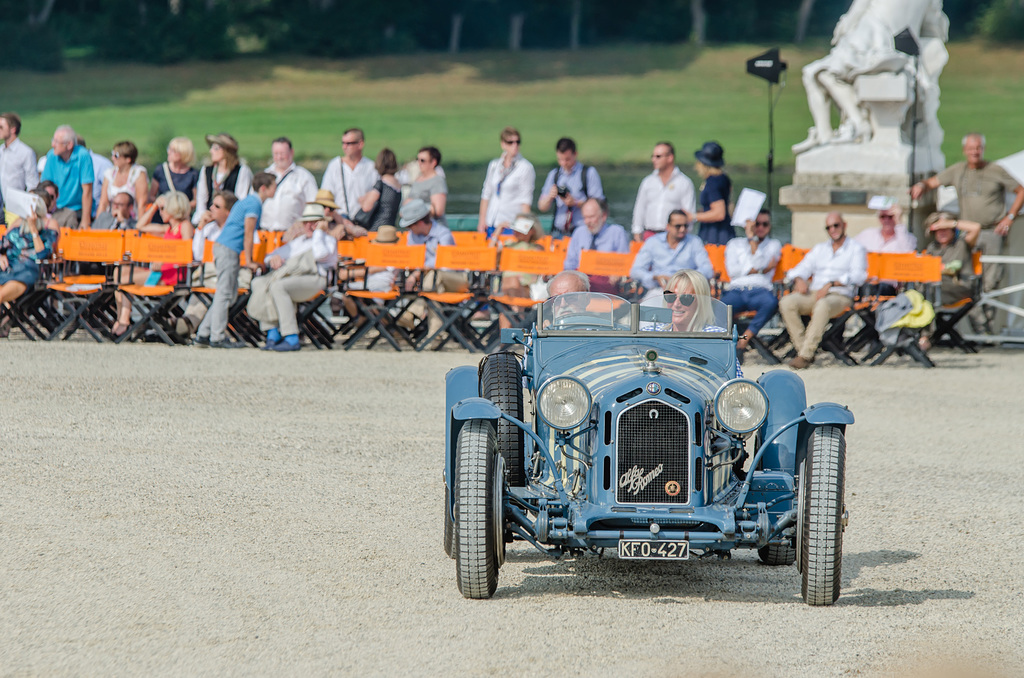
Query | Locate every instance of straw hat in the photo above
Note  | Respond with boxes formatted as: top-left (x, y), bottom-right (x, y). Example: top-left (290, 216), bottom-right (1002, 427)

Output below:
top-left (375, 225), bottom-right (399, 243)
top-left (204, 132), bottom-right (239, 154)
top-left (312, 189), bottom-right (339, 210)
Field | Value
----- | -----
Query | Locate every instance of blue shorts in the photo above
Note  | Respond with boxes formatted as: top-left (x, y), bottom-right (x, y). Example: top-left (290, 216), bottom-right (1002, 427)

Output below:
top-left (0, 259), bottom-right (40, 287)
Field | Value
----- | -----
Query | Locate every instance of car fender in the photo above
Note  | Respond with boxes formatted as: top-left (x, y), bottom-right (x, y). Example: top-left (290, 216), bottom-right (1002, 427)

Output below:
top-left (757, 370), bottom-right (807, 472)
top-left (445, 367), bottom-right (484, 504)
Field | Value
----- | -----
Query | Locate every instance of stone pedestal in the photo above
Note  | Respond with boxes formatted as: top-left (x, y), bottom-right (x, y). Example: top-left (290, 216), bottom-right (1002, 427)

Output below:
top-left (780, 73), bottom-right (940, 247)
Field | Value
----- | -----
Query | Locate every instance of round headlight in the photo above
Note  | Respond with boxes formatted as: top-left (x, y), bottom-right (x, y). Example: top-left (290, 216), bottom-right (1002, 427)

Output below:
top-left (537, 377), bottom-right (592, 430)
top-left (714, 379), bottom-right (768, 435)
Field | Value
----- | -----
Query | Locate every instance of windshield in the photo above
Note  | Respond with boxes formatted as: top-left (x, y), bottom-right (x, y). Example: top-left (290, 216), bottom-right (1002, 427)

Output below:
top-left (539, 292), bottom-right (732, 334)
top-left (541, 293), bottom-right (631, 331)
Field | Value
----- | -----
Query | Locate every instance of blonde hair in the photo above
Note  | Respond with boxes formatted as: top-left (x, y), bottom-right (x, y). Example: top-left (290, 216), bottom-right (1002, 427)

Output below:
top-left (666, 269), bottom-right (715, 331)
top-left (695, 161), bottom-right (723, 178)
top-left (168, 137), bottom-right (195, 166)
top-left (160, 191), bottom-right (191, 221)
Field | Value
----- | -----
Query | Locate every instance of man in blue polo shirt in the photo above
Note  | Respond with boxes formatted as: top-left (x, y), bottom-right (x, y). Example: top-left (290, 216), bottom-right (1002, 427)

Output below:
top-left (40, 125), bottom-right (94, 229)
top-left (195, 172), bottom-right (277, 348)
top-left (629, 209), bottom-right (713, 304)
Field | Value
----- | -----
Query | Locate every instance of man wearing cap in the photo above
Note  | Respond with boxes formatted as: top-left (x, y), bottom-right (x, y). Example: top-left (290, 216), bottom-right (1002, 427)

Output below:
top-left (478, 127), bottom-right (536, 240)
top-left (261, 137), bottom-right (318, 232)
top-left (563, 197), bottom-right (629, 294)
top-left (631, 141), bottom-right (696, 241)
top-left (723, 208), bottom-right (782, 352)
top-left (321, 128), bottom-right (379, 224)
top-left (194, 132), bottom-right (254, 224)
top-left (195, 172), bottom-right (276, 349)
top-left (629, 209), bottom-right (714, 303)
top-left (537, 137), bottom-right (604, 238)
top-left (399, 199), bottom-right (462, 340)
top-left (250, 202), bottom-right (339, 352)
top-left (0, 113), bottom-right (39, 210)
top-left (780, 212), bottom-right (867, 369)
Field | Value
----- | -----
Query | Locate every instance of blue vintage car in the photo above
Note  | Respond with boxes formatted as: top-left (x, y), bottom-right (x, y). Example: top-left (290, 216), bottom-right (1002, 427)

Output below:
top-left (443, 292), bottom-right (853, 605)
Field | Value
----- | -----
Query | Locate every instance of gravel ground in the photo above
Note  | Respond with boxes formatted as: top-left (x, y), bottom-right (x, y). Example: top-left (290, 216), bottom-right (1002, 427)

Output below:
top-left (1, 341), bottom-right (1022, 677)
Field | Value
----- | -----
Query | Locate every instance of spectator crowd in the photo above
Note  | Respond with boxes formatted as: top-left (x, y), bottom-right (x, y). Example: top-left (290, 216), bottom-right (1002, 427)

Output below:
top-left (0, 115), bottom-right (1019, 363)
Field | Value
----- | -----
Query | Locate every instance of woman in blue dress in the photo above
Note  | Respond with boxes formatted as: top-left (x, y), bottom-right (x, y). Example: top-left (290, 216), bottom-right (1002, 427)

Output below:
top-left (691, 141), bottom-right (734, 246)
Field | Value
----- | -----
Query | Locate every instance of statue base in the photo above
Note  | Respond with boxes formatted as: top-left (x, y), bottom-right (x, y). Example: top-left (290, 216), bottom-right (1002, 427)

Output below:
top-left (779, 166), bottom-right (935, 248)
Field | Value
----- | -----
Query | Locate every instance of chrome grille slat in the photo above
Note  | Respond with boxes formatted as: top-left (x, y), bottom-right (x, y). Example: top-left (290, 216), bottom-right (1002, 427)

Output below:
top-left (616, 400), bottom-right (690, 504)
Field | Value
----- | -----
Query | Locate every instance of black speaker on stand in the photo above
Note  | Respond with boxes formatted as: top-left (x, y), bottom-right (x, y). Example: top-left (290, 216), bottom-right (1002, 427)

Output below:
top-left (746, 48), bottom-right (787, 212)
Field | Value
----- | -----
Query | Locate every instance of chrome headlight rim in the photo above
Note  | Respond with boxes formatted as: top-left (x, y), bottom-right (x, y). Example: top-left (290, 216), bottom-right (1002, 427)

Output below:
top-left (537, 376), bottom-right (593, 431)
top-left (713, 378), bottom-right (769, 435)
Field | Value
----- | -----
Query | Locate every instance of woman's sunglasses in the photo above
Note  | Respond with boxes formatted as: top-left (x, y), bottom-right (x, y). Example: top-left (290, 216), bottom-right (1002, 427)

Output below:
top-left (663, 291), bottom-right (695, 307)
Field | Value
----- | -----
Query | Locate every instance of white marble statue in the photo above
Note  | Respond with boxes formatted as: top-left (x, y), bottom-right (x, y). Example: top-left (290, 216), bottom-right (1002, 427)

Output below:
top-left (792, 0), bottom-right (949, 160)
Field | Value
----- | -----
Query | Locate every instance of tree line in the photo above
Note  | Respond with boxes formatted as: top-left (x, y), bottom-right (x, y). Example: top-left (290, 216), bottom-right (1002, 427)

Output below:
top-left (3, 0), bottom-right (1020, 72)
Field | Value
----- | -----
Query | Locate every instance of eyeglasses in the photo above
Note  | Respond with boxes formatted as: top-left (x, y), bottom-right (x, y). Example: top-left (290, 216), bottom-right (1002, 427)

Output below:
top-left (754, 220), bottom-right (771, 227)
top-left (663, 291), bottom-right (696, 307)
top-left (111, 151), bottom-right (120, 158)
top-left (879, 213), bottom-right (895, 220)
top-left (825, 223), bottom-right (843, 230)
top-left (668, 221), bottom-right (687, 229)
top-left (504, 139), bottom-right (521, 145)
top-left (341, 140), bottom-right (360, 146)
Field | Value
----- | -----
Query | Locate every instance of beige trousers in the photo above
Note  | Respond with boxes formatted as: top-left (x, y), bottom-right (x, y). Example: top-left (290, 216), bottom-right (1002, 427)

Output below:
top-left (779, 292), bottom-right (851, 360)
top-left (261, 274), bottom-right (326, 337)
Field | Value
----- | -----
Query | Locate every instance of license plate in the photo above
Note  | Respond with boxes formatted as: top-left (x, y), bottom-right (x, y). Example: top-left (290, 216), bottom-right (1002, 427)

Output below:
top-left (618, 540), bottom-right (689, 560)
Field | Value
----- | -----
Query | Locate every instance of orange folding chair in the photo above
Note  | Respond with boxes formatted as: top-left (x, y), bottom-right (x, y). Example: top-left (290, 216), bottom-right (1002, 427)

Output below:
top-left (859, 253), bottom-right (944, 366)
top-left (416, 245), bottom-right (499, 352)
top-left (487, 248), bottom-right (564, 349)
top-left (342, 243), bottom-right (426, 350)
top-left (113, 233), bottom-right (195, 344)
top-left (45, 229), bottom-right (127, 341)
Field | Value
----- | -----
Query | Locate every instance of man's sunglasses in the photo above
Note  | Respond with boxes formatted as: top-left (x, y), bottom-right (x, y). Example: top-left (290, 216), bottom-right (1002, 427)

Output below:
top-left (754, 220), bottom-right (771, 227)
top-left (663, 291), bottom-right (695, 307)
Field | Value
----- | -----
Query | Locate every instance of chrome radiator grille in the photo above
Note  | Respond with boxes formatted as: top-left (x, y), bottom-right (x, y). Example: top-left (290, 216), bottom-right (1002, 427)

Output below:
top-left (616, 400), bottom-right (690, 504)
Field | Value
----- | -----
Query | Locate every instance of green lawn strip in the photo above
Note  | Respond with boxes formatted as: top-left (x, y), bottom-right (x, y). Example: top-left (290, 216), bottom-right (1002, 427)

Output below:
top-left (5, 42), bottom-right (1023, 170)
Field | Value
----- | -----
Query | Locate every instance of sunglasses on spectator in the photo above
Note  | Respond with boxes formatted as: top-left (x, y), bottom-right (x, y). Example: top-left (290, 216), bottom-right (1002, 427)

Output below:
top-left (755, 220), bottom-right (771, 227)
top-left (504, 139), bottom-right (521, 145)
top-left (879, 213), bottom-right (895, 220)
top-left (342, 140), bottom-right (360, 146)
top-left (210, 143), bottom-right (222, 151)
top-left (663, 291), bottom-right (696, 307)
top-left (111, 151), bottom-right (121, 158)
top-left (825, 222), bottom-right (843, 230)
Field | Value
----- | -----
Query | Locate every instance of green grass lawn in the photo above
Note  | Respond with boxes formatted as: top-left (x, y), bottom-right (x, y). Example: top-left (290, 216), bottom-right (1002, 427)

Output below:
top-left (4, 41), bottom-right (1023, 171)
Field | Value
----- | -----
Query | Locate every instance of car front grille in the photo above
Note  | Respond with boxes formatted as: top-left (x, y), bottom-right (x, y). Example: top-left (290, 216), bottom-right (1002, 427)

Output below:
top-left (616, 400), bottom-right (690, 504)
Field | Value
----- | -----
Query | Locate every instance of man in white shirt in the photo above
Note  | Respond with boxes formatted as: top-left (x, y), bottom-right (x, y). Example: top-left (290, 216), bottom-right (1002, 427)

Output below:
top-left (780, 212), bottom-right (868, 368)
top-left (631, 141), bottom-right (696, 241)
top-left (320, 127), bottom-right (379, 223)
top-left (477, 126), bottom-right (535, 239)
top-left (0, 113), bottom-right (39, 208)
top-left (261, 137), bottom-right (318, 232)
top-left (722, 209), bottom-right (782, 351)
top-left (855, 203), bottom-right (917, 253)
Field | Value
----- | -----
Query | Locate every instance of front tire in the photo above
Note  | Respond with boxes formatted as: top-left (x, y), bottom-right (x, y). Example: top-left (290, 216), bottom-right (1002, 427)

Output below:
top-left (480, 353), bottom-right (526, 486)
top-left (799, 425), bottom-right (846, 606)
top-left (455, 420), bottom-right (502, 599)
